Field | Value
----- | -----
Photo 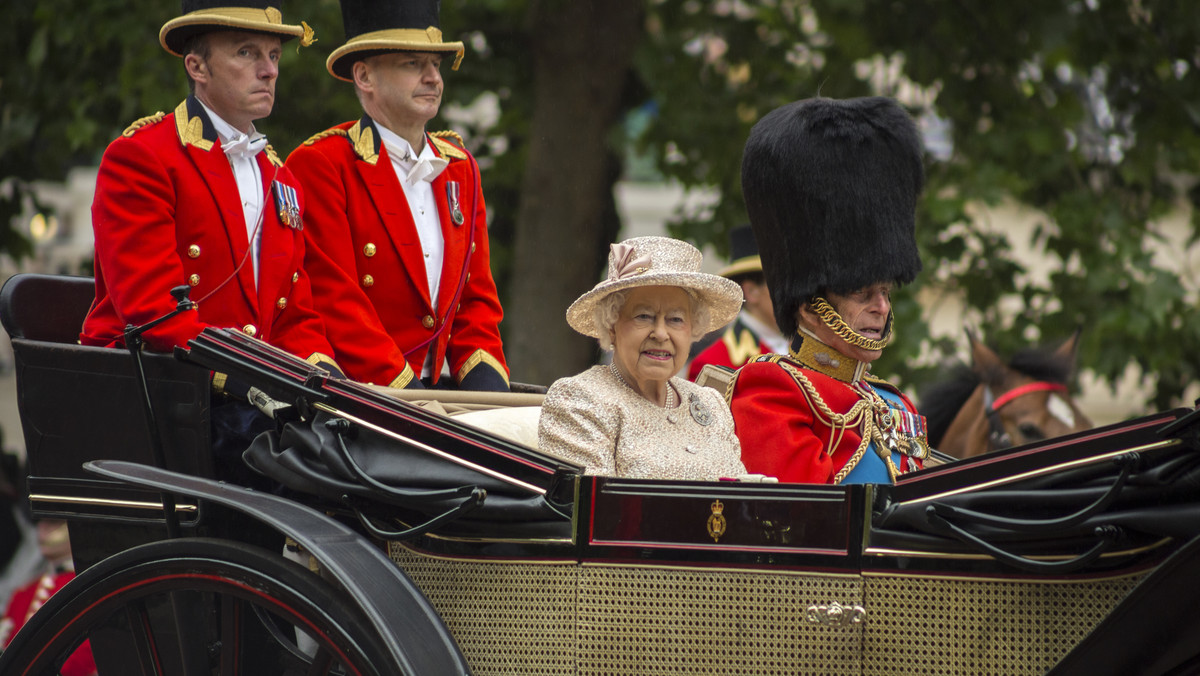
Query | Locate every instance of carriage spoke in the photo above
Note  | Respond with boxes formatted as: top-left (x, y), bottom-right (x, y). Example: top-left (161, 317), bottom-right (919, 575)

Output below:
top-left (219, 593), bottom-right (245, 674)
top-left (125, 600), bottom-right (165, 676)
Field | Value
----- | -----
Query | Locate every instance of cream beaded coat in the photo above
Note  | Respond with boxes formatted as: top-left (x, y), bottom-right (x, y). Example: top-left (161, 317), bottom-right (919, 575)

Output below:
top-left (538, 365), bottom-right (745, 480)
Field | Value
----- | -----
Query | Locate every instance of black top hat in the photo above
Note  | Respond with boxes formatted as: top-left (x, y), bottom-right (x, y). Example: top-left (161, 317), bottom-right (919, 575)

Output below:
top-left (716, 224), bottom-right (763, 280)
top-left (740, 96), bottom-right (924, 336)
top-left (326, 0), bottom-right (465, 82)
top-left (159, 1), bottom-right (314, 57)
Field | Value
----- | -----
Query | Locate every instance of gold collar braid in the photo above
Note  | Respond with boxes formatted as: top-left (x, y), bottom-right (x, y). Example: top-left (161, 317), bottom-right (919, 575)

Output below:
top-left (790, 329), bottom-right (867, 383)
top-left (810, 297), bottom-right (892, 351)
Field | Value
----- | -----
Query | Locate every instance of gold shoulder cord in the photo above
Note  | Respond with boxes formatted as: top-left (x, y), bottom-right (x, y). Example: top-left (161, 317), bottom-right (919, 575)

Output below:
top-left (122, 112), bottom-right (165, 138)
top-left (731, 356), bottom-right (907, 483)
top-left (301, 128), bottom-right (348, 146)
top-left (429, 131), bottom-right (469, 160)
top-left (429, 129), bottom-right (465, 146)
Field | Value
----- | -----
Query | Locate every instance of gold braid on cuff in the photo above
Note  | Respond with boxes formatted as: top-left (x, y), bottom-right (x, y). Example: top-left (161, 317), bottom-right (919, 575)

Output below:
top-left (810, 297), bottom-right (892, 351)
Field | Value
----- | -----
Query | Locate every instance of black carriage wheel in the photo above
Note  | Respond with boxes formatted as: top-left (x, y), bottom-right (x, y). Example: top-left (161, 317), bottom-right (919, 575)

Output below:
top-left (0, 537), bottom-right (396, 676)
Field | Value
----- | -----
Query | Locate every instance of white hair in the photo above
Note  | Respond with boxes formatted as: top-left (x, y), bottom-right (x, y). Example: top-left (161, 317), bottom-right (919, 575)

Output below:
top-left (592, 288), bottom-right (710, 351)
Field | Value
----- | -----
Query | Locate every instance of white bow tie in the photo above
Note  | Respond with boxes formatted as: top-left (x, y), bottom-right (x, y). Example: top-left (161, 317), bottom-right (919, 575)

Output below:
top-left (223, 134), bottom-right (267, 162)
top-left (404, 155), bottom-right (449, 184)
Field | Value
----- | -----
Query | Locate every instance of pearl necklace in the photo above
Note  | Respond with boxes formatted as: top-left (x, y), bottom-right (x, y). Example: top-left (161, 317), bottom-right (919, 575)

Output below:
top-left (609, 362), bottom-right (676, 408)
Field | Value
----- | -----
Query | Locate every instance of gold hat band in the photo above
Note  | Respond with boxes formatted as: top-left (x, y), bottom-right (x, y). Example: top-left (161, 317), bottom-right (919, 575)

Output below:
top-left (185, 7), bottom-right (289, 25)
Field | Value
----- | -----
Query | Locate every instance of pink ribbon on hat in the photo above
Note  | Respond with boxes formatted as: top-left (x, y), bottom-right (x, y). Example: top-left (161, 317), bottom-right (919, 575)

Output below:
top-left (609, 242), bottom-right (652, 281)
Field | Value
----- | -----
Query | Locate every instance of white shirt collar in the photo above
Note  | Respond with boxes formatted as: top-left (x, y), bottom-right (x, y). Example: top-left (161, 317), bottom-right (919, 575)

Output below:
top-left (197, 99), bottom-right (265, 149)
top-left (376, 125), bottom-right (434, 165)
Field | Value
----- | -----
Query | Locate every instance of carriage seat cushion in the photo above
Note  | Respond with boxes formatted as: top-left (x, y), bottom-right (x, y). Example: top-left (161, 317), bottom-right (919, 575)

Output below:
top-left (452, 406), bottom-right (543, 449)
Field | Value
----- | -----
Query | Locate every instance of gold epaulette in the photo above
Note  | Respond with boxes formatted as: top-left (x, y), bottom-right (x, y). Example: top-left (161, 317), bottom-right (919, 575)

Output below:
top-left (265, 144), bottom-right (283, 167)
top-left (302, 128), bottom-right (349, 146)
top-left (863, 372), bottom-right (897, 391)
top-left (122, 112), bottom-right (166, 138)
top-left (429, 130), bottom-right (468, 160)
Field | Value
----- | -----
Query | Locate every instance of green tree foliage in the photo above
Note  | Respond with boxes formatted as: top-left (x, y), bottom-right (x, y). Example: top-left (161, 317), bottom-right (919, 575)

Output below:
top-left (634, 0), bottom-right (1199, 410)
top-left (2, 1), bottom-right (1197, 409)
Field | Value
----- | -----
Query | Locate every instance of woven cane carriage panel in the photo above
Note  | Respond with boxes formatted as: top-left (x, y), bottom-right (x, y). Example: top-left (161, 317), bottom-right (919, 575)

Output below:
top-left (577, 565), bottom-right (863, 676)
top-left (861, 572), bottom-right (1146, 675)
top-left (388, 544), bottom-right (578, 675)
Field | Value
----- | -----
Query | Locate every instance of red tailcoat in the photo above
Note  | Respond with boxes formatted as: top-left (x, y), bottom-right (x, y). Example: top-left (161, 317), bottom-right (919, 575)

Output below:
top-left (730, 355), bottom-right (924, 484)
top-left (81, 97), bottom-right (336, 366)
top-left (687, 315), bottom-right (772, 381)
top-left (285, 117), bottom-right (507, 389)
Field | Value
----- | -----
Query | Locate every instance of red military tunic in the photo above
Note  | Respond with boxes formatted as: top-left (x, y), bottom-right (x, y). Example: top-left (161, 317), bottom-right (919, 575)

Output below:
top-left (1, 570), bottom-right (96, 676)
top-left (729, 348), bottom-right (927, 484)
top-left (81, 97), bottom-right (337, 367)
top-left (687, 315), bottom-right (773, 381)
top-left (286, 116), bottom-right (507, 389)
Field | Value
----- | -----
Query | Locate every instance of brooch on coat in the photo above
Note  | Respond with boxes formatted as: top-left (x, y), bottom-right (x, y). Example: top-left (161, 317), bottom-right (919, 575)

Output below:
top-left (273, 180), bottom-right (302, 230)
top-left (688, 392), bottom-right (713, 426)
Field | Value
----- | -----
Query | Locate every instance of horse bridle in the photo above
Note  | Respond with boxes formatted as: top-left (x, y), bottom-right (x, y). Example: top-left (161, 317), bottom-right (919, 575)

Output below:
top-left (982, 381), bottom-right (1069, 450)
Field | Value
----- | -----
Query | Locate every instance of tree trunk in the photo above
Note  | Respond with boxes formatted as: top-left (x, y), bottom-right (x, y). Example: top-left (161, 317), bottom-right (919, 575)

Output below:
top-left (506, 0), bottom-right (645, 386)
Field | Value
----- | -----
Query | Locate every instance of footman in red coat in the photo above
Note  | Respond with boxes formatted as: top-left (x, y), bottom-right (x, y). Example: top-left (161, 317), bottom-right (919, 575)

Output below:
top-left (81, 0), bottom-right (338, 380)
top-left (287, 0), bottom-right (508, 391)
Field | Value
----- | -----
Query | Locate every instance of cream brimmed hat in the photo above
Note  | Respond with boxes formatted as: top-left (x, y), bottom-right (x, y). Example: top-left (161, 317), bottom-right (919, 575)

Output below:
top-left (566, 237), bottom-right (744, 339)
top-left (326, 0), bottom-right (465, 82)
top-left (160, 1), bottom-right (315, 57)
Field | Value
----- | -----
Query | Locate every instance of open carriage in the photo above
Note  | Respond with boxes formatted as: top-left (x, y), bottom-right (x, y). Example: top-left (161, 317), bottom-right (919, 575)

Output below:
top-left (1, 272), bottom-right (1199, 676)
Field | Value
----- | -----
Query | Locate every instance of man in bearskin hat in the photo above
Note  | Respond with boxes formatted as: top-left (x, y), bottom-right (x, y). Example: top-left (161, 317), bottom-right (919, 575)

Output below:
top-left (728, 96), bottom-right (930, 484)
top-left (687, 224), bottom-right (787, 381)
top-left (286, 0), bottom-right (509, 391)
top-left (81, 1), bottom-right (339, 377)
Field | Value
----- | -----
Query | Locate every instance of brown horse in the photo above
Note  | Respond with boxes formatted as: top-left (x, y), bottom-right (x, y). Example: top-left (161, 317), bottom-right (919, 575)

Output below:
top-left (920, 330), bottom-right (1093, 460)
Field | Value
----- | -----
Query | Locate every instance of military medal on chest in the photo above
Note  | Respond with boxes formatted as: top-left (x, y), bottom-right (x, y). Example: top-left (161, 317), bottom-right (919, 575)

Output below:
top-left (273, 180), bottom-right (302, 230)
top-left (446, 181), bottom-right (464, 225)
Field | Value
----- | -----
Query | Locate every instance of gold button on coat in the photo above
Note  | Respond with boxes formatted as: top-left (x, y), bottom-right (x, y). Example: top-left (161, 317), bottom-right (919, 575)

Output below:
top-left (363, 243), bottom-right (377, 257)
top-left (188, 274), bottom-right (200, 287)
top-left (470, 242), bottom-right (476, 254)
top-left (276, 297), bottom-right (287, 310)
top-left (362, 274), bottom-right (374, 287)
top-left (292, 272), bottom-right (300, 283)
top-left (187, 245), bottom-right (201, 258)
top-left (242, 324), bottom-right (257, 337)
top-left (422, 315), bottom-right (435, 329)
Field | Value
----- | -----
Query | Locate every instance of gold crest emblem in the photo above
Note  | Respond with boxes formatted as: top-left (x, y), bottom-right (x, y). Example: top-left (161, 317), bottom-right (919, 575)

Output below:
top-left (706, 499), bottom-right (727, 543)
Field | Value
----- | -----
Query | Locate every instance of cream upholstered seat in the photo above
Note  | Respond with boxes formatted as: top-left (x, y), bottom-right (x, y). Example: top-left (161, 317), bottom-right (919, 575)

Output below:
top-left (367, 386), bottom-right (545, 449)
top-left (452, 406), bottom-right (542, 449)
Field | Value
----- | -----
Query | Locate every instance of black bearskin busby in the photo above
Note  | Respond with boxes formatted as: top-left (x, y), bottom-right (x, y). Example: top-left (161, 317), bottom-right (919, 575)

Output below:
top-left (740, 96), bottom-right (924, 336)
